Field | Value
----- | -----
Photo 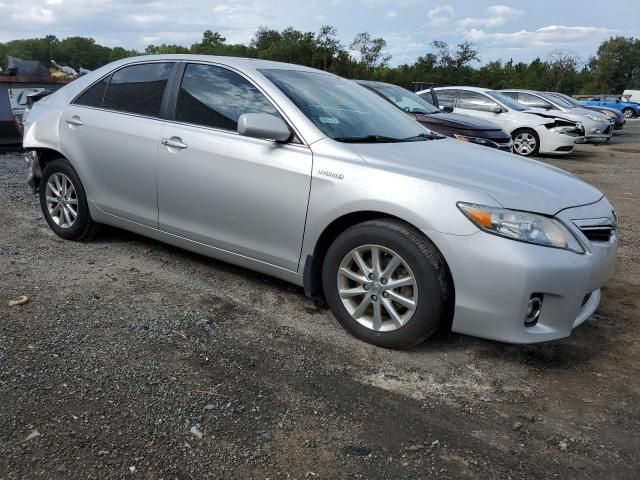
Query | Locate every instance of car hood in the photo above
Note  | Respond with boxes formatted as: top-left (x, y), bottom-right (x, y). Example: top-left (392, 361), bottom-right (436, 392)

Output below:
top-left (348, 138), bottom-right (603, 215)
top-left (414, 112), bottom-right (502, 131)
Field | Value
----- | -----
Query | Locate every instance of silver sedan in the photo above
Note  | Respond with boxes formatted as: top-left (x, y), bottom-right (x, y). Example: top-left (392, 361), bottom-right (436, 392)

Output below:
top-left (23, 55), bottom-right (617, 347)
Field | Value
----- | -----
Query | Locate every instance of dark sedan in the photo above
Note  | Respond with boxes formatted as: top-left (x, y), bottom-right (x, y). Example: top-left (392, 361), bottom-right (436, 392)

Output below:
top-left (356, 80), bottom-right (513, 152)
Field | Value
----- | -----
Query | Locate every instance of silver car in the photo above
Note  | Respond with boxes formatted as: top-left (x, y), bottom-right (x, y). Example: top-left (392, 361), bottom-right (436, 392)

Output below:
top-left (500, 89), bottom-right (614, 143)
top-left (23, 55), bottom-right (617, 348)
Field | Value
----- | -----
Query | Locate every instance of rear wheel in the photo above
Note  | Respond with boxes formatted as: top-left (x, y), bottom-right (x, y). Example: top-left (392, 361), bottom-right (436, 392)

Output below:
top-left (322, 219), bottom-right (451, 348)
top-left (512, 128), bottom-right (540, 156)
top-left (39, 158), bottom-right (97, 240)
top-left (622, 107), bottom-right (636, 119)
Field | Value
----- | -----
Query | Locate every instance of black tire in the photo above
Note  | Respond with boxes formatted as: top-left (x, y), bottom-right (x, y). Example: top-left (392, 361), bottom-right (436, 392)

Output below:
top-left (39, 158), bottom-right (97, 241)
top-left (511, 128), bottom-right (540, 157)
top-left (622, 107), bottom-right (636, 119)
top-left (322, 219), bottom-right (452, 348)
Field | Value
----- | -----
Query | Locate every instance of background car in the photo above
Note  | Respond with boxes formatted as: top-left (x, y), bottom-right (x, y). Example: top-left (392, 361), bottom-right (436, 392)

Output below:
top-left (356, 80), bottom-right (513, 152)
top-left (500, 89), bottom-right (613, 143)
top-left (546, 92), bottom-right (625, 130)
top-left (420, 86), bottom-right (585, 156)
top-left (579, 94), bottom-right (640, 119)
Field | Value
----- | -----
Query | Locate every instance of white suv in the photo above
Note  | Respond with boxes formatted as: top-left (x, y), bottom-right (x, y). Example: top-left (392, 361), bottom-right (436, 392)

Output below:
top-left (419, 86), bottom-right (585, 156)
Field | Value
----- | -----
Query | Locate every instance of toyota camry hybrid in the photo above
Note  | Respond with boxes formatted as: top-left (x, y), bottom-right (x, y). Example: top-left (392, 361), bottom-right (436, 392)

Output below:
top-left (23, 55), bottom-right (617, 348)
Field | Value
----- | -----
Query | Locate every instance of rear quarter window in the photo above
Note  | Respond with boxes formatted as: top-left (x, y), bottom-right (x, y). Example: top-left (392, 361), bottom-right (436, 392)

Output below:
top-left (73, 75), bottom-right (111, 108)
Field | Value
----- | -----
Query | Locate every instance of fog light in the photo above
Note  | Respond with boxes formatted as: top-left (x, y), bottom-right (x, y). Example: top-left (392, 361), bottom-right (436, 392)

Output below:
top-left (525, 294), bottom-right (543, 327)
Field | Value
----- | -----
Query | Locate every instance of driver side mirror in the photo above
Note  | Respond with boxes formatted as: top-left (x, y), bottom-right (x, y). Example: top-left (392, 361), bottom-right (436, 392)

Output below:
top-left (490, 105), bottom-right (503, 113)
top-left (442, 106), bottom-right (454, 113)
top-left (237, 113), bottom-right (291, 142)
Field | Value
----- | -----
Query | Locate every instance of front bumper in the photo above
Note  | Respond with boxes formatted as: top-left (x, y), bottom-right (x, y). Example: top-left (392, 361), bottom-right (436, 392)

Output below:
top-left (536, 125), bottom-right (582, 155)
top-left (425, 197), bottom-right (617, 343)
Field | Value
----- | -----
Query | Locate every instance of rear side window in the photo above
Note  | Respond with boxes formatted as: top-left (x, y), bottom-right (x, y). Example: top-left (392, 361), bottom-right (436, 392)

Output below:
top-left (102, 63), bottom-right (173, 117)
top-left (74, 75), bottom-right (110, 108)
top-left (434, 89), bottom-right (456, 108)
top-left (458, 91), bottom-right (499, 112)
top-left (175, 63), bottom-right (280, 131)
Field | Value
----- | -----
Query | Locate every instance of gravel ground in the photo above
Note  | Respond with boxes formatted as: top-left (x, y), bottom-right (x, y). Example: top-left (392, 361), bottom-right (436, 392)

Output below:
top-left (1, 122), bottom-right (639, 479)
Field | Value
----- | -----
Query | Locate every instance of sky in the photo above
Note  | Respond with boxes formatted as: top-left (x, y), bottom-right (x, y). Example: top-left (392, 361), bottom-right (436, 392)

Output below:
top-left (1, 0), bottom-right (639, 66)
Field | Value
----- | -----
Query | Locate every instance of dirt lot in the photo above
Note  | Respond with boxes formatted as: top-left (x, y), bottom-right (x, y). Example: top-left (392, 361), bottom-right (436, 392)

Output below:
top-left (1, 122), bottom-right (639, 479)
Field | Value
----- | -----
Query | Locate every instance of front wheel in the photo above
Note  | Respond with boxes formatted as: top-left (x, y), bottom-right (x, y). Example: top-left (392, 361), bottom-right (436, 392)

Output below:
top-left (622, 108), bottom-right (636, 119)
top-left (512, 128), bottom-right (540, 156)
top-left (322, 219), bottom-right (452, 348)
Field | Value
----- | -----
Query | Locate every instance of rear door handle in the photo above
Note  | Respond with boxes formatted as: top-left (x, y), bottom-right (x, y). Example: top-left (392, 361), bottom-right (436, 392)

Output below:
top-left (65, 116), bottom-right (83, 126)
top-left (161, 137), bottom-right (188, 149)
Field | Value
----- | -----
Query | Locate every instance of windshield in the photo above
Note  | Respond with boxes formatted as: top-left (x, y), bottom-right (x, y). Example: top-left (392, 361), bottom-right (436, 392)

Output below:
top-left (486, 91), bottom-right (527, 111)
top-left (539, 92), bottom-right (571, 108)
top-left (260, 69), bottom-right (427, 142)
top-left (366, 83), bottom-right (440, 115)
top-left (548, 92), bottom-right (581, 107)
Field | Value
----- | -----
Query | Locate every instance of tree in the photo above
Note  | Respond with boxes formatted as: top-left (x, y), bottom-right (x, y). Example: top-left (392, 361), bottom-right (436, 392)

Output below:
top-left (350, 32), bottom-right (391, 70)
top-left (591, 36), bottom-right (640, 92)
top-left (314, 25), bottom-right (341, 70)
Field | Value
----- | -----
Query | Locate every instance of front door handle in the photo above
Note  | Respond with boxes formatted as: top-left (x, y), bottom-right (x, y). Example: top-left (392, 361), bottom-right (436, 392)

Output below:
top-left (65, 116), bottom-right (83, 126)
top-left (161, 137), bottom-right (188, 149)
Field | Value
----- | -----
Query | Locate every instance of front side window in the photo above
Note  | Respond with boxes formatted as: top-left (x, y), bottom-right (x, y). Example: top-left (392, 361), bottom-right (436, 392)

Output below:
top-left (102, 62), bottom-right (174, 117)
top-left (458, 91), bottom-right (499, 112)
top-left (261, 69), bottom-right (426, 141)
top-left (175, 64), bottom-right (280, 131)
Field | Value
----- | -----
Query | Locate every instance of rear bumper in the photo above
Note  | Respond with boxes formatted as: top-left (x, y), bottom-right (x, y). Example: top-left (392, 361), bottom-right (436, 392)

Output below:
top-left (425, 197), bottom-right (617, 344)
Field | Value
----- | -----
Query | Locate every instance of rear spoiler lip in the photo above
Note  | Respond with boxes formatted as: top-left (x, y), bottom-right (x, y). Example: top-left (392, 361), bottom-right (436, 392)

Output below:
top-left (26, 89), bottom-right (55, 108)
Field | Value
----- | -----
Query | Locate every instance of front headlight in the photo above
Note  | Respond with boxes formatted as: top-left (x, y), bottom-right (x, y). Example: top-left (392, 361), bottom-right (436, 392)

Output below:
top-left (586, 114), bottom-right (604, 122)
top-left (454, 134), bottom-right (489, 146)
top-left (457, 202), bottom-right (584, 253)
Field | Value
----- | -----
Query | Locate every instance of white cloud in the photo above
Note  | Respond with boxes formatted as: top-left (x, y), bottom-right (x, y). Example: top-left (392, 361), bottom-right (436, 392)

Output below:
top-left (457, 3), bottom-right (523, 29)
top-left (465, 25), bottom-right (616, 48)
top-left (386, 9), bottom-right (397, 18)
top-left (427, 5), bottom-right (455, 26)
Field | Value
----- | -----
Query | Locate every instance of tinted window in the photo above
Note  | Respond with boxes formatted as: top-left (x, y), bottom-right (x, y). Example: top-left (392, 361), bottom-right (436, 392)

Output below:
top-left (102, 63), bottom-right (173, 117)
top-left (458, 91), bottom-right (499, 112)
top-left (433, 89), bottom-right (456, 107)
top-left (501, 91), bottom-right (517, 99)
top-left (74, 75), bottom-right (110, 108)
top-left (176, 64), bottom-right (279, 131)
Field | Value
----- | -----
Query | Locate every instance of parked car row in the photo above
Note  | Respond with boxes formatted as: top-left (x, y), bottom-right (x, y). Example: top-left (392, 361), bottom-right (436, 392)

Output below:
top-left (22, 55), bottom-right (617, 348)
top-left (410, 85), bottom-right (621, 157)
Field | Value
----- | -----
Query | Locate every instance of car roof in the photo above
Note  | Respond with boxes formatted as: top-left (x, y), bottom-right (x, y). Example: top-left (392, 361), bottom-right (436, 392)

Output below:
top-left (500, 89), bottom-right (544, 94)
top-left (103, 54), bottom-right (326, 75)
top-left (433, 86), bottom-right (497, 93)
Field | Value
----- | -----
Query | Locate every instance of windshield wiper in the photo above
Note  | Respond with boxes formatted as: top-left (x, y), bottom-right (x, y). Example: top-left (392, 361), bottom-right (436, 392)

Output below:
top-left (333, 135), bottom-right (404, 143)
top-left (401, 133), bottom-right (441, 141)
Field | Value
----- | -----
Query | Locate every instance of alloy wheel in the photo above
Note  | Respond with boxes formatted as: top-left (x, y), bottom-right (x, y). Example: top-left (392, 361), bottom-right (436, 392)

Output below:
top-left (45, 173), bottom-right (78, 229)
top-left (337, 244), bottom-right (418, 332)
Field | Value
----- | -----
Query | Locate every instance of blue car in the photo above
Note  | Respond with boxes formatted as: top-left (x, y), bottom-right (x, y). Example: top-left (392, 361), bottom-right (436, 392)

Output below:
top-left (579, 94), bottom-right (640, 119)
